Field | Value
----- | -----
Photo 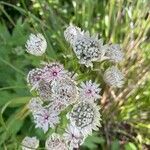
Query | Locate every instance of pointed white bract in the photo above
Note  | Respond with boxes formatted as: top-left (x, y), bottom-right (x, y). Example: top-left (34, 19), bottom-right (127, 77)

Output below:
top-left (68, 101), bottom-right (101, 137)
top-left (63, 125), bottom-right (85, 150)
top-left (104, 66), bottom-right (124, 88)
top-left (45, 133), bottom-right (68, 150)
top-left (21, 136), bottom-right (39, 150)
top-left (26, 33), bottom-right (47, 56)
top-left (79, 80), bottom-right (101, 102)
top-left (105, 44), bottom-right (124, 63)
top-left (33, 106), bottom-right (60, 133)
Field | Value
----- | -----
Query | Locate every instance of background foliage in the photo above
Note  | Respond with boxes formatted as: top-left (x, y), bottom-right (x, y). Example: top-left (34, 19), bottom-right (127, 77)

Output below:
top-left (0, 0), bottom-right (150, 149)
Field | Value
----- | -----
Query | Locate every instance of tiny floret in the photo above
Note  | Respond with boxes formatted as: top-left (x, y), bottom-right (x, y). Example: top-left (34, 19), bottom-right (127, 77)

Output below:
top-left (21, 136), bottom-right (39, 150)
top-left (103, 66), bottom-right (124, 88)
top-left (26, 33), bottom-right (47, 56)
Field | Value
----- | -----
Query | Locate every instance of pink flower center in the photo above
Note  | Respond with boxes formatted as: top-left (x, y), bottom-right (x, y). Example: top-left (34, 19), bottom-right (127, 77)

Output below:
top-left (87, 89), bottom-right (92, 94)
top-left (52, 71), bottom-right (58, 76)
top-left (44, 115), bottom-right (49, 120)
top-left (36, 76), bottom-right (41, 81)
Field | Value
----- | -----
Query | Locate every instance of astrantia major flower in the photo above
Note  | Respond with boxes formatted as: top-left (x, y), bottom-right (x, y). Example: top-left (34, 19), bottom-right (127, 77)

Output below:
top-left (28, 97), bottom-right (43, 113)
top-left (27, 68), bottom-right (44, 91)
top-left (63, 125), bottom-right (85, 149)
top-left (51, 77), bottom-right (79, 106)
top-left (21, 136), bottom-right (39, 150)
top-left (105, 44), bottom-right (124, 63)
top-left (45, 133), bottom-right (68, 150)
top-left (64, 25), bottom-right (107, 67)
top-left (64, 24), bottom-right (82, 45)
top-left (33, 106), bottom-right (59, 133)
top-left (42, 62), bottom-right (67, 82)
top-left (79, 80), bottom-right (101, 102)
top-left (26, 33), bottom-right (47, 56)
top-left (68, 101), bottom-right (101, 136)
top-left (72, 31), bottom-right (106, 67)
top-left (103, 66), bottom-right (124, 88)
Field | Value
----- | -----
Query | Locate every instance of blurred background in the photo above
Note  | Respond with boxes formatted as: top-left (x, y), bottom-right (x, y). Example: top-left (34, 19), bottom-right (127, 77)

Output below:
top-left (0, 0), bottom-right (149, 149)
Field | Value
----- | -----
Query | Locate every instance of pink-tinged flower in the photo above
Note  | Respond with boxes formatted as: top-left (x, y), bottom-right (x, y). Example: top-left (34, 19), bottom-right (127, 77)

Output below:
top-left (21, 136), bottom-right (39, 150)
top-left (45, 133), bottom-right (68, 150)
top-left (33, 106), bottom-right (59, 133)
top-left (42, 62), bottom-right (67, 82)
top-left (63, 125), bottom-right (85, 149)
top-left (79, 80), bottom-right (101, 102)
top-left (27, 68), bottom-right (44, 91)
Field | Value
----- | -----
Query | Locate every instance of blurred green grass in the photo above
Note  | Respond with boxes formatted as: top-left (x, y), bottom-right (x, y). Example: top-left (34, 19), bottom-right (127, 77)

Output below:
top-left (0, 0), bottom-right (150, 149)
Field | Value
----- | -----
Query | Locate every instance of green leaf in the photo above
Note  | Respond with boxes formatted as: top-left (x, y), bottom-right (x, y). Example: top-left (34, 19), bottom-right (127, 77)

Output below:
top-left (7, 96), bottom-right (31, 107)
top-left (124, 142), bottom-right (137, 150)
top-left (111, 140), bottom-right (120, 150)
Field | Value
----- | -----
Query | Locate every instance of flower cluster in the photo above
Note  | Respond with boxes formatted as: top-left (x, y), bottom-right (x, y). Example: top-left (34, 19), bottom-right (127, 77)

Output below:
top-left (21, 25), bottom-right (125, 149)
top-left (26, 60), bottom-right (101, 149)
top-left (64, 25), bottom-right (124, 87)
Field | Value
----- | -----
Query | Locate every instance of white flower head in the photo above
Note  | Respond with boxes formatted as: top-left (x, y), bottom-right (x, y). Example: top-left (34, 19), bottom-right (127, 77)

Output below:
top-left (33, 106), bottom-right (59, 133)
top-left (42, 62), bottom-right (67, 82)
top-left (37, 80), bottom-right (52, 101)
top-left (68, 101), bottom-right (101, 136)
top-left (72, 31), bottom-right (105, 67)
top-left (104, 66), bottom-right (124, 88)
top-left (26, 33), bottom-right (47, 56)
top-left (51, 77), bottom-right (79, 106)
top-left (79, 80), bottom-right (101, 102)
top-left (45, 133), bottom-right (68, 150)
top-left (64, 24), bottom-right (82, 45)
top-left (27, 68), bottom-right (44, 91)
top-left (63, 125), bottom-right (85, 150)
top-left (21, 136), bottom-right (39, 150)
top-left (28, 97), bottom-right (43, 113)
top-left (105, 44), bottom-right (124, 62)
